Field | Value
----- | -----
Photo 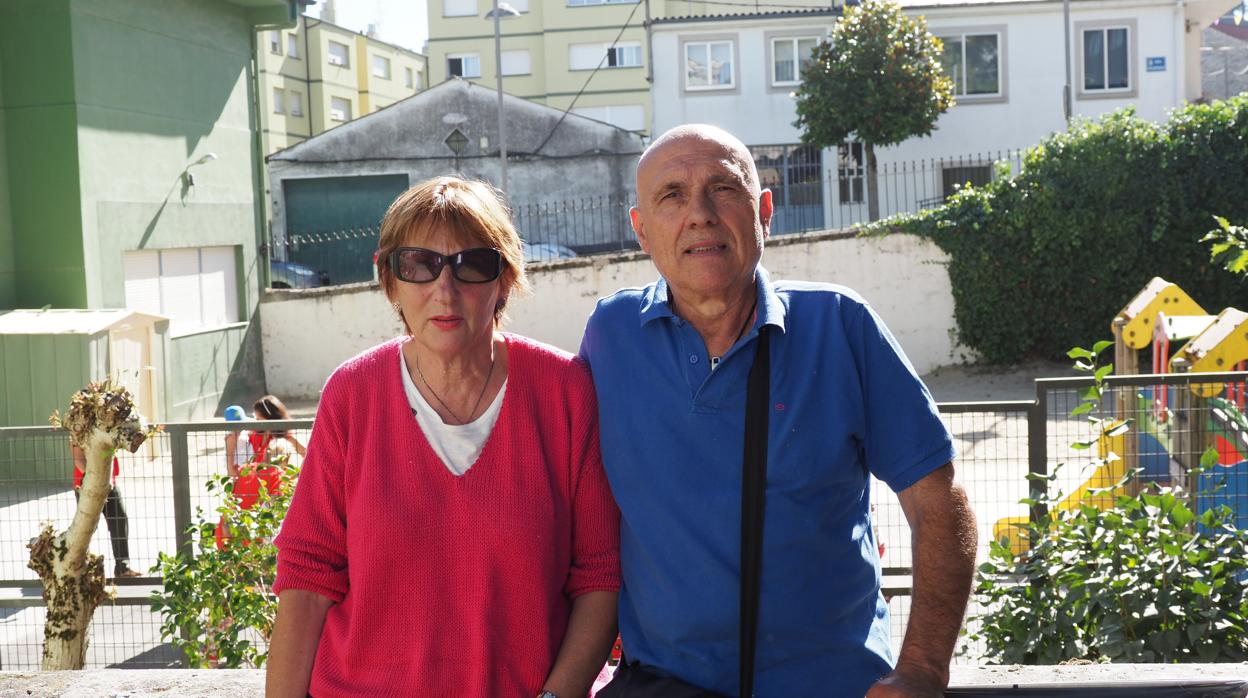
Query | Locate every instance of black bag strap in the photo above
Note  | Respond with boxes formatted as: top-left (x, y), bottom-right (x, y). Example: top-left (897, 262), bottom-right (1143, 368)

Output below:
top-left (740, 325), bottom-right (770, 697)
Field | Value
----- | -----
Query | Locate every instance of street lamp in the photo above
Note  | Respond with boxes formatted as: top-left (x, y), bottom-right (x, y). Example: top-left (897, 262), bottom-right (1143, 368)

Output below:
top-left (485, 2), bottom-right (522, 194)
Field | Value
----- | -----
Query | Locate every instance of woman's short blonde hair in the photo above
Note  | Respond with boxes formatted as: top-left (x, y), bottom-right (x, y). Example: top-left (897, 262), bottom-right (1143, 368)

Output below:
top-left (376, 177), bottom-right (529, 328)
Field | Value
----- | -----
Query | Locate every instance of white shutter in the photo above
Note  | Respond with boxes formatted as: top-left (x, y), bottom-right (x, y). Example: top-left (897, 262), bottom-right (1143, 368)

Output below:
top-left (501, 49), bottom-right (530, 76)
top-left (442, 0), bottom-right (476, 16)
top-left (123, 250), bottom-right (162, 316)
top-left (569, 43), bottom-right (604, 71)
top-left (199, 246), bottom-right (239, 327)
top-left (159, 248), bottom-right (203, 335)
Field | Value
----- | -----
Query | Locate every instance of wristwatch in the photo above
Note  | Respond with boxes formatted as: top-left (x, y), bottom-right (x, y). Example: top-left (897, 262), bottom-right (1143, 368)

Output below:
top-left (536, 692), bottom-right (559, 698)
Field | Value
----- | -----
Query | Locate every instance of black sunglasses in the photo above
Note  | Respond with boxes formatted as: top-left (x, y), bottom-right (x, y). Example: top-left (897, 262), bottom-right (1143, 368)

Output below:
top-left (389, 247), bottom-right (504, 284)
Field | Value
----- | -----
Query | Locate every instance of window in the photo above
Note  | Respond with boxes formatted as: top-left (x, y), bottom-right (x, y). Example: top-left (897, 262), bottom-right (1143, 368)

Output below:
top-left (372, 55), bottom-right (392, 79)
top-left (572, 104), bottom-right (645, 131)
top-left (1082, 25), bottom-right (1131, 92)
top-left (327, 41), bottom-right (350, 67)
top-left (508, 0), bottom-right (529, 9)
top-left (405, 66), bottom-right (415, 88)
top-left (124, 247), bottom-right (239, 336)
top-left (330, 96), bottom-right (352, 122)
top-left (443, 0), bottom-right (476, 16)
top-left (752, 144), bottom-right (824, 234)
top-left (269, 31), bottom-right (282, 55)
top-left (447, 53), bottom-right (481, 78)
top-left (568, 0), bottom-right (637, 5)
top-left (771, 36), bottom-right (818, 86)
top-left (272, 87), bottom-right (285, 114)
top-left (942, 163), bottom-right (992, 199)
top-left (501, 49), bottom-right (531, 76)
top-left (938, 31), bottom-right (1002, 97)
top-left (684, 40), bottom-right (734, 90)
top-left (288, 91), bottom-right (303, 117)
top-left (287, 33), bottom-right (299, 58)
top-left (569, 41), bottom-right (641, 70)
top-left (837, 142), bottom-right (864, 205)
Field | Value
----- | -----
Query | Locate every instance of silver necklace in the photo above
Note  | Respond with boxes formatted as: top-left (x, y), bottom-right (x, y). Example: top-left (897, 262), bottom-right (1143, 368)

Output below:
top-left (415, 350), bottom-right (496, 425)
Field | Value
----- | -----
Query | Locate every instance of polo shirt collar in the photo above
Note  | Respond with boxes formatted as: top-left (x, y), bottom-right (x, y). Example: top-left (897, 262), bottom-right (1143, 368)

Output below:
top-left (638, 266), bottom-right (788, 335)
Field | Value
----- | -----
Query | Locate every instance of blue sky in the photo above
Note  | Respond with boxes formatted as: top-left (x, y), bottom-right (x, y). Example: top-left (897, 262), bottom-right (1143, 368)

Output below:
top-left (307, 0), bottom-right (430, 54)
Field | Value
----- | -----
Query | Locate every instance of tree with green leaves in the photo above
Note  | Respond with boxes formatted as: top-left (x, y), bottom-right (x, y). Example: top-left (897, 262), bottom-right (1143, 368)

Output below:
top-left (793, 0), bottom-right (954, 221)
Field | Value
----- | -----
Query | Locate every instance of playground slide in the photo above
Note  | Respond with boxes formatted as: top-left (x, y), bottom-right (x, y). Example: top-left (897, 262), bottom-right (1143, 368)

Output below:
top-left (992, 423), bottom-right (1129, 555)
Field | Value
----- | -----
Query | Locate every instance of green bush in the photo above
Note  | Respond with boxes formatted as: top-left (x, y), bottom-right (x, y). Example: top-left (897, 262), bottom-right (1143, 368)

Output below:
top-left (969, 342), bottom-right (1248, 663)
top-left (150, 455), bottom-right (299, 668)
top-left (870, 97), bottom-right (1248, 364)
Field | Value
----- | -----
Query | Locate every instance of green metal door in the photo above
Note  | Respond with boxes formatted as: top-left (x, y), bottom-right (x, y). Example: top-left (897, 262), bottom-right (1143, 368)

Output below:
top-left (281, 174), bottom-right (410, 284)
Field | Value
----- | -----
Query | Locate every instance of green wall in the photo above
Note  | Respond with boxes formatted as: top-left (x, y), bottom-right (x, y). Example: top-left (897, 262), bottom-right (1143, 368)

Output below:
top-left (0, 0), bottom-right (87, 308)
top-left (0, 41), bottom-right (13, 309)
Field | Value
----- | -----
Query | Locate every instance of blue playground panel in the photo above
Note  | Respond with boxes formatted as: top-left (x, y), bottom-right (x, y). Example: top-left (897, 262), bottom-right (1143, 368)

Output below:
top-left (1196, 460), bottom-right (1248, 532)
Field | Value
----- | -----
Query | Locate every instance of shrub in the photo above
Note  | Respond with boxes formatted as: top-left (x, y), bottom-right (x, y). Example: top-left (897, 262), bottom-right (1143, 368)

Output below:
top-left (150, 455), bottom-right (299, 668)
top-left (870, 97), bottom-right (1248, 364)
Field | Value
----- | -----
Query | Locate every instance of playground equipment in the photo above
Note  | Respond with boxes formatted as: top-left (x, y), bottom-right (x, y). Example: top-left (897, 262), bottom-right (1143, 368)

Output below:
top-left (994, 277), bottom-right (1248, 553)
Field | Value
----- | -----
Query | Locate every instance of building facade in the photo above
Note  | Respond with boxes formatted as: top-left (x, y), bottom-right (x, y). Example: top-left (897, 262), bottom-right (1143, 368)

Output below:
top-left (648, 0), bottom-right (1234, 231)
top-left (0, 0), bottom-right (301, 424)
top-left (424, 0), bottom-right (837, 135)
top-left (258, 15), bottom-right (428, 155)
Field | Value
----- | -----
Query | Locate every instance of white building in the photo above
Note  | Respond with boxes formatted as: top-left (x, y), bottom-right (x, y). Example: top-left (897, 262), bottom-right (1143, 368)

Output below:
top-left (649, 0), bottom-right (1234, 231)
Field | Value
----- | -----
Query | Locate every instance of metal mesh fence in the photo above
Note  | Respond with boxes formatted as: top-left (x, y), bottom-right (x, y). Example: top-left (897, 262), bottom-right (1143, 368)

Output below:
top-left (3, 371), bottom-right (1246, 670)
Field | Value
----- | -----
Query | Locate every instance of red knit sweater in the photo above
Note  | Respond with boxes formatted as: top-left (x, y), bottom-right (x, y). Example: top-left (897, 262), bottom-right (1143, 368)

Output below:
top-left (273, 334), bottom-right (621, 697)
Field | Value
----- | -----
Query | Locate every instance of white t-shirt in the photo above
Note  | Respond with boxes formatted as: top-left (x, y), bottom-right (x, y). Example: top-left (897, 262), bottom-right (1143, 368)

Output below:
top-left (400, 352), bottom-right (506, 476)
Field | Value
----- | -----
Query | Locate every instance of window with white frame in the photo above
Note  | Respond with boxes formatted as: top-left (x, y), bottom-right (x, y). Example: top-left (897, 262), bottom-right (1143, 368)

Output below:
top-left (501, 49), bottom-right (532, 76)
top-left (1081, 25), bottom-right (1131, 92)
top-left (939, 31), bottom-right (1002, 96)
top-left (447, 53), bottom-right (481, 78)
top-left (372, 55), bottom-right (392, 79)
top-left (327, 41), bottom-right (350, 67)
top-left (330, 96), bottom-right (352, 122)
top-left (837, 142), bottom-right (864, 205)
top-left (405, 66), bottom-right (415, 88)
top-left (287, 33), bottom-right (299, 58)
top-left (771, 36), bottom-right (818, 86)
top-left (568, 0), bottom-right (637, 5)
top-left (123, 247), bottom-right (239, 336)
top-left (684, 40), bottom-right (734, 90)
top-left (269, 31), bottom-right (282, 55)
top-left (288, 91), bottom-right (303, 117)
top-left (272, 87), bottom-right (285, 114)
top-left (508, 0), bottom-right (529, 10)
top-left (572, 104), bottom-right (645, 131)
top-left (443, 0), bottom-right (476, 16)
top-left (569, 41), bottom-right (642, 70)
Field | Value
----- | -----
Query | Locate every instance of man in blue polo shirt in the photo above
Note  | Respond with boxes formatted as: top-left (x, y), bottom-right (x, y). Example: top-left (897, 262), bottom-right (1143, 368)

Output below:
top-left (581, 124), bottom-right (977, 698)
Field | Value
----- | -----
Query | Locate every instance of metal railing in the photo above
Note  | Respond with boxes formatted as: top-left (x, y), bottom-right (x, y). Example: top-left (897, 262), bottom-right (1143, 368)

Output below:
top-left (269, 150), bottom-right (1026, 290)
top-left (4, 370), bottom-right (1247, 668)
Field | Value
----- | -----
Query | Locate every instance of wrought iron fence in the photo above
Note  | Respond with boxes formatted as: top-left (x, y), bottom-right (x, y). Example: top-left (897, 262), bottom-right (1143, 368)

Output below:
top-left (5, 370), bottom-right (1245, 669)
top-left (268, 150), bottom-right (1026, 290)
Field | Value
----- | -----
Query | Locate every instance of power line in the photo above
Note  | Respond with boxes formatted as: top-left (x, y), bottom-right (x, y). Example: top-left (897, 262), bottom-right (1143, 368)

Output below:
top-left (532, 0), bottom-right (645, 155)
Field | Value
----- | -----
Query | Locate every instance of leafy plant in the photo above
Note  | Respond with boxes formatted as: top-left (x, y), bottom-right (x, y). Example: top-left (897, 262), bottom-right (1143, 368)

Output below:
top-left (968, 342), bottom-right (1248, 663)
top-left (866, 96), bottom-right (1248, 363)
top-left (1203, 215), bottom-right (1248, 275)
top-left (793, 0), bottom-right (953, 221)
top-left (150, 454), bottom-right (299, 668)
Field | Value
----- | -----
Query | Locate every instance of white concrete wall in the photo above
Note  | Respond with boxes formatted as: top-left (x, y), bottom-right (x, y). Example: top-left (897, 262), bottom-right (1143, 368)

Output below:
top-left (651, 0), bottom-right (1193, 153)
top-left (260, 232), bottom-right (972, 400)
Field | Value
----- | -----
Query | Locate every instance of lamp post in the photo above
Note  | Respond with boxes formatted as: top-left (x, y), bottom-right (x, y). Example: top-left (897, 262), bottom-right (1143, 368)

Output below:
top-left (485, 2), bottom-right (521, 194)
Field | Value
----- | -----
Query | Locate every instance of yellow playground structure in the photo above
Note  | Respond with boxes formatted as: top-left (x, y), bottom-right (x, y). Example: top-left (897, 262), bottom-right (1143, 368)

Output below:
top-left (993, 277), bottom-right (1248, 554)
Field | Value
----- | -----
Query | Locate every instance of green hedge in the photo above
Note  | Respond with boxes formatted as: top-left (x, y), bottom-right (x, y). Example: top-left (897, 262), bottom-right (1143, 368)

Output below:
top-left (871, 97), bottom-right (1248, 364)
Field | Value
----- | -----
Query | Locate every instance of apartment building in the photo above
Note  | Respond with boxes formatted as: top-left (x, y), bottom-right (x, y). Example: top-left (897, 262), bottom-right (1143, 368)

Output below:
top-left (425, 0), bottom-right (838, 135)
top-left (259, 15), bottom-right (428, 154)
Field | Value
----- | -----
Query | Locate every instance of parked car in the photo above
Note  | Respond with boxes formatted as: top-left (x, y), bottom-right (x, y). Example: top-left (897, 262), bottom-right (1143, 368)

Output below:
top-left (270, 260), bottom-right (330, 289)
top-left (522, 242), bottom-right (578, 263)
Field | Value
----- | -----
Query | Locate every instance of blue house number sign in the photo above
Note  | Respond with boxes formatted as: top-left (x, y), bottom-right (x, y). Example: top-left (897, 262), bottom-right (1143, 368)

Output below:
top-left (1146, 57), bottom-right (1166, 72)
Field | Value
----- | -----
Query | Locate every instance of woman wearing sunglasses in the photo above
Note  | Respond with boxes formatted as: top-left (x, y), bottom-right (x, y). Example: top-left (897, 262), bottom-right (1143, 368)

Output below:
top-left (266, 176), bottom-right (621, 698)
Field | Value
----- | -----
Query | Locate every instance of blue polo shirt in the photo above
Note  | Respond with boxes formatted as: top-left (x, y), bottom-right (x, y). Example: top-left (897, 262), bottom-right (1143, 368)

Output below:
top-left (579, 268), bottom-right (955, 697)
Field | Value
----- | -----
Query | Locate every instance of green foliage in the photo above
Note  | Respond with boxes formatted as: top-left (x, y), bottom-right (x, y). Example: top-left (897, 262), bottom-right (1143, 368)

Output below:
top-left (868, 96), bottom-right (1248, 363)
top-left (1203, 215), bottom-right (1248, 275)
top-left (969, 345), bottom-right (1248, 663)
top-left (793, 0), bottom-right (953, 149)
top-left (150, 456), bottom-right (299, 668)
